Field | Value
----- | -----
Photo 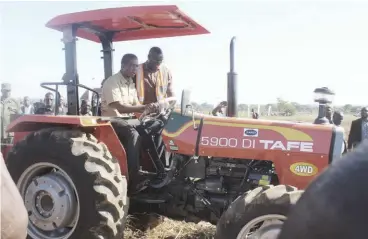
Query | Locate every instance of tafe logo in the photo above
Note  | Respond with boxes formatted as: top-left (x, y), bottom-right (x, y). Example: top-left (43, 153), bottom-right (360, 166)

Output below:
top-left (244, 128), bottom-right (259, 137)
top-left (290, 162), bottom-right (318, 176)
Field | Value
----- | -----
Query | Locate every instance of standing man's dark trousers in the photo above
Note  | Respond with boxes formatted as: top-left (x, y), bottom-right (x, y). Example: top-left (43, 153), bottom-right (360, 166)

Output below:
top-left (110, 118), bottom-right (141, 188)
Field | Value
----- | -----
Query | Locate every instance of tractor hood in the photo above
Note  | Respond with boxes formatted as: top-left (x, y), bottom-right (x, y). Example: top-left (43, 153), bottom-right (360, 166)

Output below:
top-left (162, 110), bottom-right (343, 160)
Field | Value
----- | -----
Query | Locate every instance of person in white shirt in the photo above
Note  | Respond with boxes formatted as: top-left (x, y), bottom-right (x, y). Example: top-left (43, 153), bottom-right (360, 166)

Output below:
top-left (333, 111), bottom-right (347, 154)
top-left (21, 96), bottom-right (34, 114)
top-left (80, 99), bottom-right (92, 116)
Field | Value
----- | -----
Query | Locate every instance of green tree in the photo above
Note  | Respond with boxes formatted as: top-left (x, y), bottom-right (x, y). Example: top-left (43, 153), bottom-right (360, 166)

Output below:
top-left (277, 98), bottom-right (297, 116)
top-left (342, 104), bottom-right (353, 113)
top-left (238, 104), bottom-right (248, 112)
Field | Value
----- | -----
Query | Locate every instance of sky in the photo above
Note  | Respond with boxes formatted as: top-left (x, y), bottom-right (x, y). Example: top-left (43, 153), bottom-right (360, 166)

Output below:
top-left (1, 0), bottom-right (368, 105)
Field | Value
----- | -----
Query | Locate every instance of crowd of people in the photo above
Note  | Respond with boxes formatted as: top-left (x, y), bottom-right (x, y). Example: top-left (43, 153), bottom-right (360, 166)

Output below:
top-left (324, 105), bottom-right (368, 152)
top-left (0, 83), bottom-right (95, 141)
top-left (211, 101), bottom-right (260, 119)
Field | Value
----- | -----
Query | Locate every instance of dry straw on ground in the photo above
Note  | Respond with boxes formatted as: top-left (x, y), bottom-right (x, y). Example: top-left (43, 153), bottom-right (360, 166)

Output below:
top-left (124, 213), bottom-right (216, 239)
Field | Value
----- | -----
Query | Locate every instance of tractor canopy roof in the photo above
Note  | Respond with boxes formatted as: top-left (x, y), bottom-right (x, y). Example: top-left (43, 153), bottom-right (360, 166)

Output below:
top-left (46, 5), bottom-right (210, 43)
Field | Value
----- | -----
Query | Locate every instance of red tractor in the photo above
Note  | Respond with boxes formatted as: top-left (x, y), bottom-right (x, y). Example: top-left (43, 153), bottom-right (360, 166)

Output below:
top-left (2, 5), bottom-right (345, 239)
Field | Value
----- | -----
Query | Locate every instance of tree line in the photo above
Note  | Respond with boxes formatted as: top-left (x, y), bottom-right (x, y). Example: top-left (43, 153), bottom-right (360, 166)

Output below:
top-left (189, 98), bottom-right (364, 116)
top-left (17, 96), bottom-right (363, 117)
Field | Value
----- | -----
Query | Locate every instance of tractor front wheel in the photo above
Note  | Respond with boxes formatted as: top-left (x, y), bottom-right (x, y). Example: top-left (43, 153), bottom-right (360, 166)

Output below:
top-left (6, 128), bottom-right (128, 239)
top-left (215, 185), bottom-right (303, 239)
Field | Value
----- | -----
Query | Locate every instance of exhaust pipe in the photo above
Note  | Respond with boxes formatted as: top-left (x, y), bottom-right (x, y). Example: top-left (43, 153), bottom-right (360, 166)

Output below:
top-left (227, 36), bottom-right (238, 117)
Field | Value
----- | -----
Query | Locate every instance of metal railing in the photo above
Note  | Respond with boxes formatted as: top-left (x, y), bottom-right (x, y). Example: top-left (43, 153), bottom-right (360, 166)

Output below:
top-left (40, 82), bottom-right (100, 116)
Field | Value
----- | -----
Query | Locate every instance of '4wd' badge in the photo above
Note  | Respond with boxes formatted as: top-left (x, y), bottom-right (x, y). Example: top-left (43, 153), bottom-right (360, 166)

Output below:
top-left (290, 162), bottom-right (318, 176)
top-left (243, 128), bottom-right (259, 137)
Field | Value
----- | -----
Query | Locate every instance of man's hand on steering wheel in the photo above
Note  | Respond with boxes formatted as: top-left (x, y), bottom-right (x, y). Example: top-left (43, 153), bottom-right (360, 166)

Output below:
top-left (145, 102), bottom-right (160, 114)
top-left (139, 102), bottom-right (161, 122)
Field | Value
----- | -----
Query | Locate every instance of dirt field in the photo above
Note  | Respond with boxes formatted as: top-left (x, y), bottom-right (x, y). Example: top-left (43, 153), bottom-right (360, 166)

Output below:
top-left (123, 114), bottom-right (356, 239)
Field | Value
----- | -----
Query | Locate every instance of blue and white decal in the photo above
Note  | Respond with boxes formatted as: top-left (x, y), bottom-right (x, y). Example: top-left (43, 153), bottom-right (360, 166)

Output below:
top-left (243, 128), bottom-right (259, 137)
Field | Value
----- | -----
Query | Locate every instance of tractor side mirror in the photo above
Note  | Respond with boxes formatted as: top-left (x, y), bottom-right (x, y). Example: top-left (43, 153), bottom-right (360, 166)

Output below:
top-left (180, 89), bottom-right (192, 116)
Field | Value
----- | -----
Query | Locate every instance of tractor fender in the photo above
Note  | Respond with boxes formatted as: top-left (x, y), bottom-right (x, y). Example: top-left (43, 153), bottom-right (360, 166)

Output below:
top-left (6, 115), bottom-right (129, 178)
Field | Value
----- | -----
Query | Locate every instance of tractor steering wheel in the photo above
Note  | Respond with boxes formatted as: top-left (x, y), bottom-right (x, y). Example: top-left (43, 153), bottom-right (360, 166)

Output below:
top-left (138, 97), bottom-right (177, 123)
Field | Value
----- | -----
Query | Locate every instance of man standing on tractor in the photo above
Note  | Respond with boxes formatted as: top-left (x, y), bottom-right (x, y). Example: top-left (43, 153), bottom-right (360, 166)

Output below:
top-left (135, 47), bottom-right (175, 104)
top-left (101, 53), bottom-right (158, 192)
top-left (1, 83), bottom-right (20, 143)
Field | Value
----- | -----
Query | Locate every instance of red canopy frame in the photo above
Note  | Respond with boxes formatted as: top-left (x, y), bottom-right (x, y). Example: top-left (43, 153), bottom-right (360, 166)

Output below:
top-left (44, 5), bottom-right (210, 115)
top-left (46, 5), bottom-right (210, 43)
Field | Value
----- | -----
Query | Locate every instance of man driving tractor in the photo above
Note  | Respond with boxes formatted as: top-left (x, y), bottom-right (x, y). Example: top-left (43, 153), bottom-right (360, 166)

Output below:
top-left (101, 53), bottom-right (159, 192)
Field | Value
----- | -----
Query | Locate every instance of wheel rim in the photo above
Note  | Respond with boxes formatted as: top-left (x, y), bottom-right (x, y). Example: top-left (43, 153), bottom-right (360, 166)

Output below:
top-left (17, 162), bottom-right (80, 239)
top-left (236, 214), bottom-right (286, 239)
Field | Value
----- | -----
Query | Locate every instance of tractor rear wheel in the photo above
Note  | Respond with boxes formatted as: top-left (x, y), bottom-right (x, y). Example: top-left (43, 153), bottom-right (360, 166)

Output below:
top-left (215, 185), bottom-right (303, 239)
top-left (6, 128), bottom-right (128, 239)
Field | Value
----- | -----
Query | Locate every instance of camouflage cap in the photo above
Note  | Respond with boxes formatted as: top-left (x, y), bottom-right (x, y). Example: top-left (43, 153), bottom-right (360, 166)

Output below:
top-left (1, 83), bottom-right (11, 91)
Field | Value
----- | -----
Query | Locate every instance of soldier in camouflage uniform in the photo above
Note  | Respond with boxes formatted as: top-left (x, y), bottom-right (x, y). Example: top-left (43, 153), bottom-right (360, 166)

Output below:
top-left (1, 83), bottom-right (20, 143)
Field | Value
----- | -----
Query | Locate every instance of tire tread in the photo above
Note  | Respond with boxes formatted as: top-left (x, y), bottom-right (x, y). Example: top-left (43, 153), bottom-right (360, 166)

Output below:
top-left (215, 185), bottom-right (303, 239)
top-left (6, 128), bottom-right (128, 239)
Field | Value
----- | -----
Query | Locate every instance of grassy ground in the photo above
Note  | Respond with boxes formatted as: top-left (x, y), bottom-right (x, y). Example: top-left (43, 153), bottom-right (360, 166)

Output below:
top-left (122, 114), bottom-right (357, 239)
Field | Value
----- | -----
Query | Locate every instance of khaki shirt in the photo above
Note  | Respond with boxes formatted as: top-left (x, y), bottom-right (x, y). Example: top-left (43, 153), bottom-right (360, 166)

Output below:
top-left (101, 72), bottom-right (139, 117)
top-left (1, 97), bottom-right (20, 140)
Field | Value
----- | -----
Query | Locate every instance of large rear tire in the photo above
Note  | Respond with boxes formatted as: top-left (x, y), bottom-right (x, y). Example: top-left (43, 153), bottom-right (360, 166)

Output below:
top-left (6, 128), bottom-right (128, 239)
top-left (215, 185), bottom-right (303, 239)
